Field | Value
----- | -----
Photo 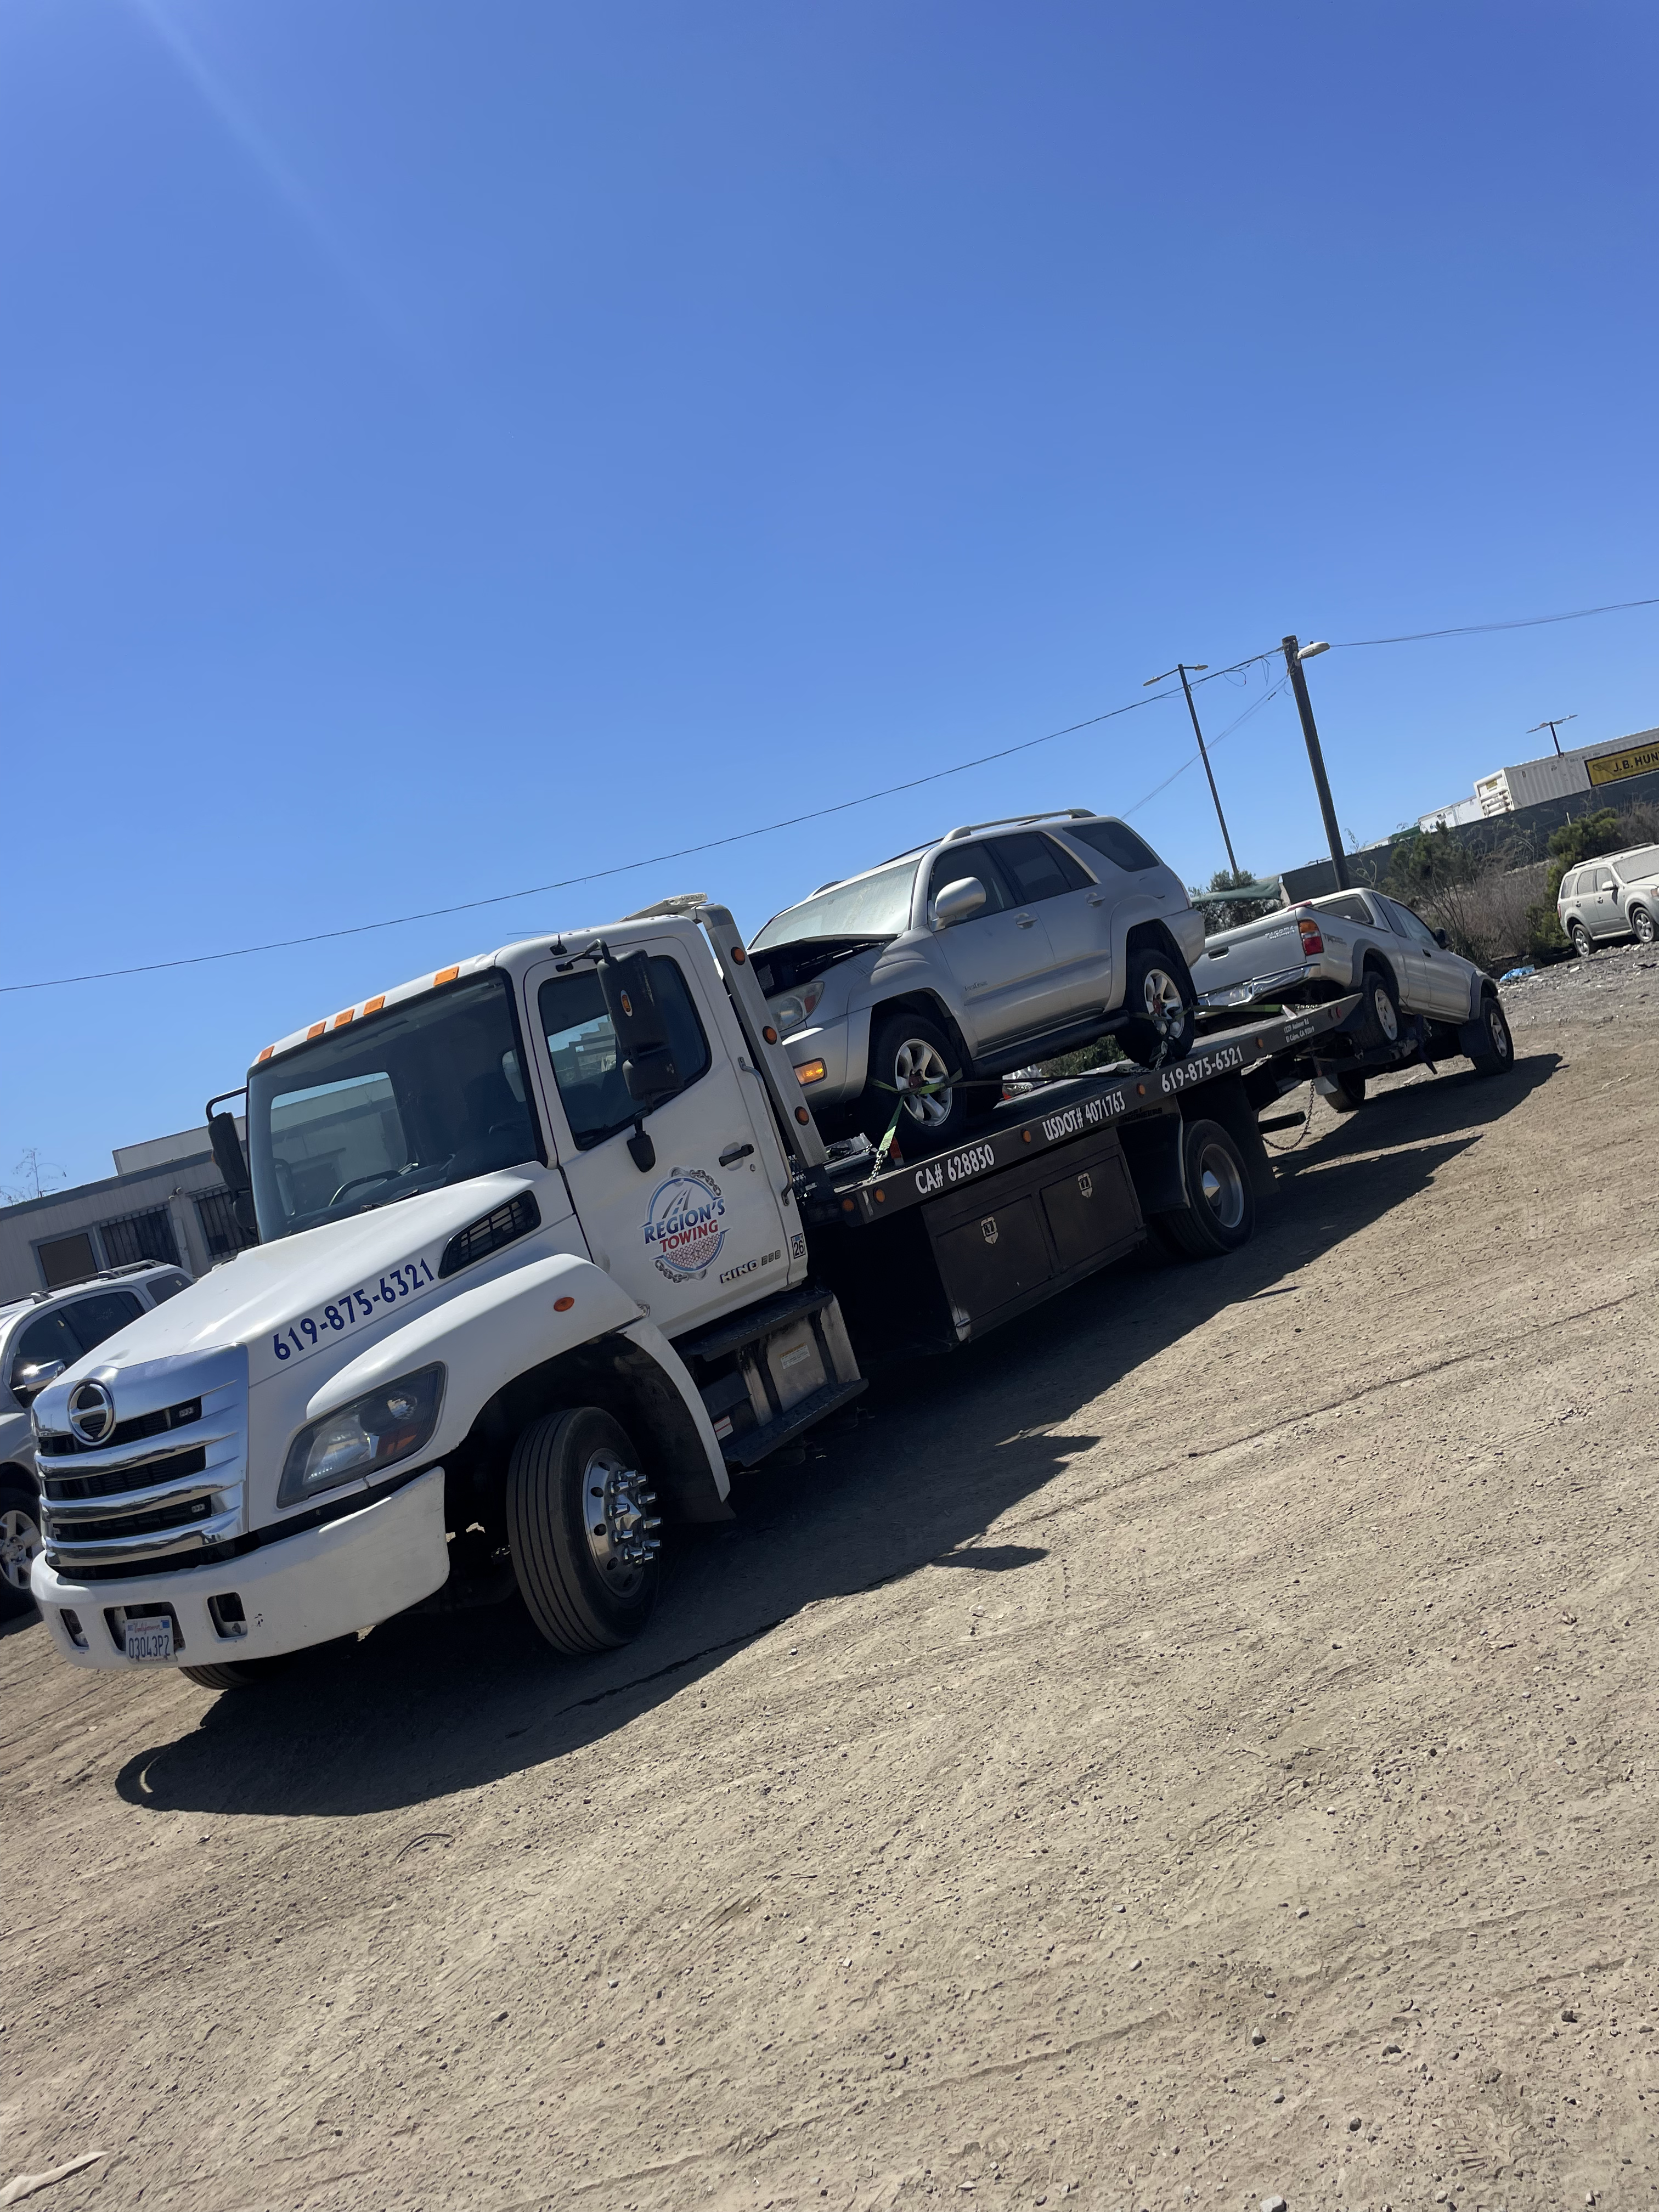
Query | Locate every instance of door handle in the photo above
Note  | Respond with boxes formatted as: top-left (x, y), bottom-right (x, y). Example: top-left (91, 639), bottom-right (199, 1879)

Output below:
top-left (1015, 915), bottom-right (1036, 929)
top-left (1087, 894), bottom-right (1105, 906)
top-left (719, 1143), bottom-right (754, 1166)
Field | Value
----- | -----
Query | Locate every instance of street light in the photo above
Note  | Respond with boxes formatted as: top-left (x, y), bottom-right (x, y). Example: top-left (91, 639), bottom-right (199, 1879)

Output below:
top-left (1143, 661), bottom-right (1239, 873)
top-left (1527, 714), bottom-right (1577, 758)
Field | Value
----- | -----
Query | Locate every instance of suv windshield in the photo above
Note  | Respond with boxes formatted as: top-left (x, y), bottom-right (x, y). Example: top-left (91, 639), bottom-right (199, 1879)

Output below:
top-left (751, 859), bottom-right (919, 950)
top-left (247, 973), bottom-right (540, 1240)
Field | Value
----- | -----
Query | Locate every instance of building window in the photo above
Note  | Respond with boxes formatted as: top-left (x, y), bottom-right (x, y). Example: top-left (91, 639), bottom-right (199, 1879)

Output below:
top-left (97, 1207), bottom-right (182, 1270)
top-left (195, 1187), bottom-right (257, 1263)
top-left (36, 1233), bottom-right (99, 1290)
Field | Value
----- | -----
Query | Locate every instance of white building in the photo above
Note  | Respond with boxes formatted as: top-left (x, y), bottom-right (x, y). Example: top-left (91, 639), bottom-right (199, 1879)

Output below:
top-left (0, 1122), bottom-right (250, 1305)
top-left (1419, 727), bottom-right (1659, 833)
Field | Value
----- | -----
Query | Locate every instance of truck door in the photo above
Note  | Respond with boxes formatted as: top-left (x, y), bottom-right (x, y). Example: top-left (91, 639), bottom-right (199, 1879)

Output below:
top-left (926, 841), bottom-right (1057, 1051)
top-left (522, 939), bottom-right (806, 1334)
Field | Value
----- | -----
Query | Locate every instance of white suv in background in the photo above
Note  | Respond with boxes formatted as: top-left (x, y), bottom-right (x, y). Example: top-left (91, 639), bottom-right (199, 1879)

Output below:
top-left (0, 1261), bottom-right (193, 1618)
top-left (748, 810), bottom-right (1205, 1149)
top-left (1556, 844), bottom-right (1659, 956)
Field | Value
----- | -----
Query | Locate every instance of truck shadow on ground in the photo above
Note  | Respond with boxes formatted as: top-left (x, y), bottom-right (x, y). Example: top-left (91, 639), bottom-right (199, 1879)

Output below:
top-left (113, 1052), bottom-right (1556, 1821)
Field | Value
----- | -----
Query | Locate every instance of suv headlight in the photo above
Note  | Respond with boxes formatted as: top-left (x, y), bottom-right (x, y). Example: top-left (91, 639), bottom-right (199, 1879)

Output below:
top-left (278, 1364), bottom-right (445, 1507)
top-left (768, 977), bottom-right (826, 1034)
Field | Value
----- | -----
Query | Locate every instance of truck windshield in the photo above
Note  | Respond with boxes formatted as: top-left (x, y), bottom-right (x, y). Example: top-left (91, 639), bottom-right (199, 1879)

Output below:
top-left (246, 973), bottom-right (541, 1240)
top-left (750, 859), bottom-right (918, 950)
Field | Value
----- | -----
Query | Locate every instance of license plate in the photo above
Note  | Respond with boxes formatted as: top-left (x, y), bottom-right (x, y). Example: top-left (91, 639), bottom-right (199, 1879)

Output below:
top-left (125, 1615), bottom-right (175, 1664)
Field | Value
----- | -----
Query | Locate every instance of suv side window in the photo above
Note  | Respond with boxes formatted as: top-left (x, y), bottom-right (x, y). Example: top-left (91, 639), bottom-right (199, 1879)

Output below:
top-left (989, 832), bottom-right (1090, 904)
top-left (65, 1291), bottom-right (146, 1351)
top-left (1592, 867), bottom-right (1615, 891)
top-left (928, 844), bottom-right (1012, 915)
top-left (8, 1310), bottom-right (81, 1396)
top-left (538, 956), bottom-right (712, 1152)
top-left (144, 1273), bottom-right (190, 1306)
top-left (1066, 819), bottom-right (1160, 872)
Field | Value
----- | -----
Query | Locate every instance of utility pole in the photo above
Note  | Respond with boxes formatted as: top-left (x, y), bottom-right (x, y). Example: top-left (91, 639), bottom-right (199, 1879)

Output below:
top-left (1143, 661), bottom-right (1238, 874)
top-left (1282, 635), bottom-right (1349, 891)
top-left (1527, 714), bottom-right (1576, 758)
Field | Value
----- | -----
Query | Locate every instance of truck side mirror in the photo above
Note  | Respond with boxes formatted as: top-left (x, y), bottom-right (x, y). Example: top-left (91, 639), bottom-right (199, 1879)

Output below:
top-left (932, 877), bottom-right (987, 928)
top-left (207, 1111), bottom-right (260, 1240)
top-left (597, 951), bottom-right (681, 1108)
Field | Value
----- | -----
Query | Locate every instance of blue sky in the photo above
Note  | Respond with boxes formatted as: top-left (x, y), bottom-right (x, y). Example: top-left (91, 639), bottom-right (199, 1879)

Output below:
top-left (4, 0), bottom-right (1655, 1190)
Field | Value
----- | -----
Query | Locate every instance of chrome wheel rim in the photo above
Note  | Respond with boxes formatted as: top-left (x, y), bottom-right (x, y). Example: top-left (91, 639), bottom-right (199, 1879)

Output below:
top-left (1487, 1003), bottom-right (1510, 1058)
top-left (1, 1505), bottom-right (41, 1594)
top-left (1572, 927), bottom-right (1592, 957)
top-left (580, 1449), bottom-right (658, 1594)
top-left (1372, 984), bottom-right (1400, 1042)
top-left (1635, 910), bottom-right (1656, 944)
top-left (1195, 1143), bottom-right (1245, 1231)
top-left (893, 1037), bottom-right (954, 1127)
top-left (1139, 967), bottom-right (1186, 1032)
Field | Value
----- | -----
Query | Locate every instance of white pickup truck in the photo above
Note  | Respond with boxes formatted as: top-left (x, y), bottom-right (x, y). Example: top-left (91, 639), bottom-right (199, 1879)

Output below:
top-left (27, 895), bottom-right (1356, 1692)
top-left (1193, 887), bottom-right (1514, 1093)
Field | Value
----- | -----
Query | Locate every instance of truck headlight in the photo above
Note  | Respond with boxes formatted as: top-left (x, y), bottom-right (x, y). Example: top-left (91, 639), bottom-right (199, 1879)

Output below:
top-left (278, 1365), bottom-right (445, 1507)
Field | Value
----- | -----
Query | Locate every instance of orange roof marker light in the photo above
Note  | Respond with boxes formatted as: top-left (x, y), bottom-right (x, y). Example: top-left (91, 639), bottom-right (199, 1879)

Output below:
top-left (334, 1008), bottom-right (355, 1028)
top-left (435, 966), bottom-right (460, 987)
top-left (307, 1022), bottom-right (326, 1040)
top-left (257, 1046), bottom-right (274, 1063)
top-left (364, 995), bottom-right (386, 1015)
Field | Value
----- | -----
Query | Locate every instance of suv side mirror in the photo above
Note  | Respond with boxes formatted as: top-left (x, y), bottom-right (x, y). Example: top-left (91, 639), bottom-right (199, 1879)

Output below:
top-left (933, 877), bottom-right (987, 928)
top-left (12, 1358), bottom-right (65, 1408)
top-left (1434, 928), bottom-right (1450, 949)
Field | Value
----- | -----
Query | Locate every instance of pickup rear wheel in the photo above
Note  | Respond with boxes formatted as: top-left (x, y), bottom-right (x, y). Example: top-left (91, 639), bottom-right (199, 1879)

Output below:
top-left (1464, 991), bottom-right (1515, 1077)
top-left (1356, 963), bottom-right (1402, 1051)
top-left (1154, 1118), bottom-right (1256, 1261)
top-left (507, 1407), bottom-right (660, 1654)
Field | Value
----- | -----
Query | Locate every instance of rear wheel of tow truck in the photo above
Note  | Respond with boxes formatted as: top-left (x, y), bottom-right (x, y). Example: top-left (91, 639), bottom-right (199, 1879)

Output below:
top-left (1464, 991), bottom-right (1515, 1078)
top-left (857, 1012), bottom-right (975, 1153)
top-left (1119, 949), bottom-right (1195, 1065)
top-left (507, 1407), bottom-right (660, 1654)
top-left (1154, 1118), bottom-right (1256, 1261)
top-left (0, 1475), bottom-right (42, 1621)
top-left (1355, 962), bottom-right (1402, 1053)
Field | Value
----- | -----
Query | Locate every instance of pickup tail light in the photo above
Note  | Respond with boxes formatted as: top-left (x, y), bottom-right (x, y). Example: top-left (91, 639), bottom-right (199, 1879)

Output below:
top-left (1297, 917), bottom-right (1325, 956)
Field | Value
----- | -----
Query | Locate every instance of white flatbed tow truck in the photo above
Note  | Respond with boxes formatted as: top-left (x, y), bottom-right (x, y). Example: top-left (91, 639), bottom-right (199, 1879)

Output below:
top-left (30, 896), bottom-right (1369, 1689)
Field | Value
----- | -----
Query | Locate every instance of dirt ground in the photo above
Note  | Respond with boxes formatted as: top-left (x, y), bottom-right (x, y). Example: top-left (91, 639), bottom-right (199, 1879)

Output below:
top-left (3, 947), bottom-right (1656, 2212)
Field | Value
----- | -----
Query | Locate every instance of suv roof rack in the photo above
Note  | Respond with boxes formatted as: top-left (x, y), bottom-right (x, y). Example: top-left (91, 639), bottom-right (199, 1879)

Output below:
top-left (941, 808), bottom-right (1095, 842)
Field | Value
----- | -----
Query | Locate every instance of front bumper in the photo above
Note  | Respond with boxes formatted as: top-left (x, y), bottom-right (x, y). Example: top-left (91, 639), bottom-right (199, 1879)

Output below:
top-left (32, 1466), bottom-right (450, 1671)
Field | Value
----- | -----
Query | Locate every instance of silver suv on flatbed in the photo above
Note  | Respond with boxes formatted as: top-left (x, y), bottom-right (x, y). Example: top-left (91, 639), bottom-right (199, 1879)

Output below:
top-left (748, 810), bottom-right (1205, 1148)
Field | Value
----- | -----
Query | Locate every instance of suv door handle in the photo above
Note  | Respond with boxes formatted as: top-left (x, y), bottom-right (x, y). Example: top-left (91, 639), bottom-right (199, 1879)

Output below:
top-left (1015, 915), bottom-right (1036, 929)
top-left (1086, 893), bottom-right (1105, 906)
top-left (719, 1143), bottom-right (754, 1165)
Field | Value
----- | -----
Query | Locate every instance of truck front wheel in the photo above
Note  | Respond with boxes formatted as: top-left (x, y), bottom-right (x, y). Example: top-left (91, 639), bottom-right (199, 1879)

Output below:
top-left (507, 1407), bottom-right (661, 1655)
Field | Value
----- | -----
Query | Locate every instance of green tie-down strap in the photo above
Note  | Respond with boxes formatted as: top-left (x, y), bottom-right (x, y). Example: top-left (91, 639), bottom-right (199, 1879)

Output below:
top-left (866, 1065), bottom-right (998, 1167)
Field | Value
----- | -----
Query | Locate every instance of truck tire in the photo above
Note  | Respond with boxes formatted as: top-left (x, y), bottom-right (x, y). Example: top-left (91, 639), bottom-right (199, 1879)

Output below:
top-left (1632, 905), bottom-right (1657, 946)
top-left (857, 1012), bottom-right (974, 1152)
top-left (1355, 962), bottom-right (1402, 1051)
top-left (507, 1407), bottom-right (660, 1655)
top-left (0, 1474), bottom-right (42, 1621)
top-left (1330, 1069), bottom-right (1367, 1113)
top-left (1463, 991), bottom-right (1515, 1077)
top-left (1120, 949), bottom-right (1195, 1065)
top-left (182, 1655), bottom-right (302, 1691)
top-left (1569, 921), bottom-right (1593, 958)
top-left (1154, 1118), bottom-right (1256, 1260)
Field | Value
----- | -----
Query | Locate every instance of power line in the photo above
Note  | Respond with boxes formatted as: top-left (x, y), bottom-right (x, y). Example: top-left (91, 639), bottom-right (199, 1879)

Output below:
top-left (1122, 674), bottom-right (1290, 819)
top-left (0, 684), bottom-right (1189, 994)
top-left (1332, 592), bottom-right (1659, 649)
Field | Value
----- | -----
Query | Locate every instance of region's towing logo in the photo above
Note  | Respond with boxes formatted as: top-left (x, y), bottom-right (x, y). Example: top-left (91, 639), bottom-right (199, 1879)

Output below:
top-left (642, 1168), bottom-right (727, 1282)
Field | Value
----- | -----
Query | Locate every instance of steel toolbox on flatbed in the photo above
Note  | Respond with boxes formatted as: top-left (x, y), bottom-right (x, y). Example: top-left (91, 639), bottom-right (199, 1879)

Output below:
top-left (801, 1000), bottom-right (1353, 1356)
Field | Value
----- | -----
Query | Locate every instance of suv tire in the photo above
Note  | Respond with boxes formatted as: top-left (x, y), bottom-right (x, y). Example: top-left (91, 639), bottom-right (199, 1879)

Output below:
top-left (1632, 906), bottom-right (1657, 946)
top-left (1570, 922), bottom-right (1594, 958)
top-left (0, 1474), bottom-right (42, 1621)
top-left (1120, 949), bottom-right (1195, 1066)
top-left (858, 1012), bottom-right (974, 1152)
top-left (508, 1407), bottom-right (659, 1655)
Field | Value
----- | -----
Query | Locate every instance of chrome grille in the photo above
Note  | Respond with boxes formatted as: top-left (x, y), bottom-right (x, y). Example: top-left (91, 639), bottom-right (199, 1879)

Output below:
top-left (34, 1350), bottom-right (248, 1575)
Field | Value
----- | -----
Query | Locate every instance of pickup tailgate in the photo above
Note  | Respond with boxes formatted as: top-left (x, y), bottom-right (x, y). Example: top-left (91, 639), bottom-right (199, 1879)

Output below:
top-left (1194, 913), bottom-right (1310, 998)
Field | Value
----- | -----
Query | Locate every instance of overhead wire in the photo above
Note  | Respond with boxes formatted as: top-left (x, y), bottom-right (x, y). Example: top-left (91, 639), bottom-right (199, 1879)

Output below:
top-left (3, 586), bottom-right (1652, 996)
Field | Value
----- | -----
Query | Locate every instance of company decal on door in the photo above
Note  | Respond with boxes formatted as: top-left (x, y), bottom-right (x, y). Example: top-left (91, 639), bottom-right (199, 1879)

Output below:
top-left (642, 1169), bottom-right (727, 1282)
